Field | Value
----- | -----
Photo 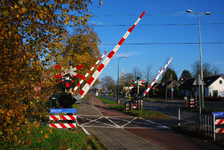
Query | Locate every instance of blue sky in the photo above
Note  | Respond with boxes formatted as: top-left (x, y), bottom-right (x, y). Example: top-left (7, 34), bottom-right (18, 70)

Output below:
top-left (68, 0), bottom-right (224, 83)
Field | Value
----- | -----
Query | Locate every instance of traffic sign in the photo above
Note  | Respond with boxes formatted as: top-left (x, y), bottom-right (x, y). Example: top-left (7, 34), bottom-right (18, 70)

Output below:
top-left (193, 75), bottom-right (205, 85)
top-left (50, 108), bottom-right (77, 114)
top-left (212, 112), bottom-right (224, 117)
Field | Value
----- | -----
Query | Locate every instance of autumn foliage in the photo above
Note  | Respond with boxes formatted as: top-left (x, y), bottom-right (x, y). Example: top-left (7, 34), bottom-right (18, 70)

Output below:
top-left (0, 0), bottom-right (102, 148)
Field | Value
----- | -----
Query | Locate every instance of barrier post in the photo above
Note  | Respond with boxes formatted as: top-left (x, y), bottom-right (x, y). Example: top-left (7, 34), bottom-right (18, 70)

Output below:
top-left (178, 108), bottom-right (180, 127)
top-left (213, 114), bottom-right (215, 141)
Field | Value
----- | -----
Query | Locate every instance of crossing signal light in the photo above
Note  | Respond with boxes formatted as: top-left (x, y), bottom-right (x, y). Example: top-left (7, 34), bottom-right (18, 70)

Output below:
top-left (62, 80), bottom-right (73, 90)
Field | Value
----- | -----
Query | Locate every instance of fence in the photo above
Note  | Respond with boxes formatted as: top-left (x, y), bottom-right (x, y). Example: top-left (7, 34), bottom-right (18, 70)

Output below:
top-left (178, 108), bottom-right (213, 137)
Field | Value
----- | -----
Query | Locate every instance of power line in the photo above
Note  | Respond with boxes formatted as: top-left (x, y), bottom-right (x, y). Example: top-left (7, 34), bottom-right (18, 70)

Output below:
top-left (92, 22), bottom-right (224, 27)
top-left (93, 12), bottom-right (224, 17)
top-left (101, 42), bottom-right (224, 45)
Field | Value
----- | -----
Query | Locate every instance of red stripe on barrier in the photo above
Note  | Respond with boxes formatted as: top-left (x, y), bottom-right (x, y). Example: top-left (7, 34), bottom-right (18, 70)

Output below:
top-left (77, 83), bottom-right (81, 87)
top-left (68, 123), bottom-right (76, 128)
top-left (60, 115), bottom-right (67, 120)
top-left (107, 51), bottom-right (115, 59)
top-left (76, 73), bottom-right (83, 79)
top-left (69, 115), bottom-right (76, 120)
top-left (50, 116), bottom-right (57, 120)
top-left (76, 65), bottom-right (83, 70)
top-left (50, 124), bottom-right (58, 128)
top-left (118, 38), bottom-right (125, 45)
top-left (59, 123), bottom-right (67, 128)
top-left (87, 77), bottom-right (94, 85)
top-left (80, 90), bottom-right (84, 95)
top-left (217, 128), bottom-right (224, 133)
top-left (140, 11), bottom-right (146, 18)
top-left (97, 64), bottom-right (105, 72)
top-left (128, 25), bottom-right (136, 32)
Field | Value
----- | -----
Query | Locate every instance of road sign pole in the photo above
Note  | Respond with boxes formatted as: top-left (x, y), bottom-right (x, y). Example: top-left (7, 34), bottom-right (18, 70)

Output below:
top-left (213, 114), bottom-right (216, 141)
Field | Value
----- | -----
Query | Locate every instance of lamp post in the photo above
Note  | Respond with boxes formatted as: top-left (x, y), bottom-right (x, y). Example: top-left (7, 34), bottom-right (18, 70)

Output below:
top-left (117, 56), bottom-right (128, 103)
top-left (186, 10), bottom-right (210, 108)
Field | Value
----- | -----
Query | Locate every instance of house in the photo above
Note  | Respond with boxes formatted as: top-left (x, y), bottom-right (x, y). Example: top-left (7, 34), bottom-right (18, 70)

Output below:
top-left (179, 75), bottom-right (224, 97)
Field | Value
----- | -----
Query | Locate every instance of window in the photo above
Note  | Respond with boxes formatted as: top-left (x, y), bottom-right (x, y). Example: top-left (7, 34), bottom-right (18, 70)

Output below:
top-left (220, 80), bottom-right (223, 84)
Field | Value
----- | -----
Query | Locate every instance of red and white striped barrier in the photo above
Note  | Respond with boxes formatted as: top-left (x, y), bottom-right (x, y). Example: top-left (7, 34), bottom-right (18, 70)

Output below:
top-left (213, 113), bottom-right (224, 140)
top-left (75, 11), bottom-right (146, 101)
top-left (49, 115), bottom-right (77, 121)
top-left (215, 119), bottom-right (224, 125)
top-left (49, 115), bottom-right (77, 129)
top-left (215, 119), bottom-right (224, 133)
top-left (71, 51), bottom-right (107, 95)
top-left (142, 57), bottom-right (173, 97)
top-left (49, 123), bottom-right (76, 129)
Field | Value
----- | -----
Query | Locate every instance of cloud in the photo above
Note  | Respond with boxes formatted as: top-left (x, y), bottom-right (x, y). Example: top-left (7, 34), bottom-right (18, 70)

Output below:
top-left (89, 20), bottom-right (104, 25)
top-left (113, 52), bottom-right (144, 58)
top-left (215, 62), bottom-right (224, 64)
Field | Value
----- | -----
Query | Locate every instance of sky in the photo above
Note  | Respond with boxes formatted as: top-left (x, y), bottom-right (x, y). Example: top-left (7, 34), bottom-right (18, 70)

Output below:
top-left (68, 0), bottom-right (224, 84)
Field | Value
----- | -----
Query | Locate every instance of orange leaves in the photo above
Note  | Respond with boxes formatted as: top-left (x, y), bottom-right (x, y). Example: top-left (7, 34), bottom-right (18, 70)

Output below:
top-left (9, 68), bottom-right (13, 72)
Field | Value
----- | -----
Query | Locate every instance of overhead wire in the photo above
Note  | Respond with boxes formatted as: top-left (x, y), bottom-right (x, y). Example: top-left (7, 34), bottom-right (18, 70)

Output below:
top-left (90, 12), bottom-right (224, 45)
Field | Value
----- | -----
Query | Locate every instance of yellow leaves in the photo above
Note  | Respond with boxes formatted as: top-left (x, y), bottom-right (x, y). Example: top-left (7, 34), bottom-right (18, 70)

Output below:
top-left (44, 134), bottom-right (48, 138)
top-left (19, 0), bottom-right (23, 5)
top-left (6, 109), bottom-right (13, 117)
top-left (40, 130), bottom-right (43, 134)
top-left (21, 7), bottom-right (27, 13)
top-left (49, 129), bottom-right (53, 134)
top-left (14, 4), bottom-right (19, 9)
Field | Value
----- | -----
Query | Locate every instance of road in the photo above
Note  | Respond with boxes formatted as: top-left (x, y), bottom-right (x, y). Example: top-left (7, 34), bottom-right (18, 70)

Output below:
top-left (99, 94), bottom-right (224, 118)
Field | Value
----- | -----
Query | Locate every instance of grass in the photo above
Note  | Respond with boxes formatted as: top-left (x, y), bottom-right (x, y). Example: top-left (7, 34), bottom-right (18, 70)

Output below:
top-left (2, 123), bottom-right (108, 150)
top-left (96, 96), bottom-right (117, 104)
top-left (143, 98), bottom-right (168, 102)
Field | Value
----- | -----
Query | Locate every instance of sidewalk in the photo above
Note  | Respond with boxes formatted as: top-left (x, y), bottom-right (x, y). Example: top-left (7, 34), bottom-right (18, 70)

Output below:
top-left (77, 95), bottom-right (164, 150)
top-left (77, 94), bottom-right (224, 150)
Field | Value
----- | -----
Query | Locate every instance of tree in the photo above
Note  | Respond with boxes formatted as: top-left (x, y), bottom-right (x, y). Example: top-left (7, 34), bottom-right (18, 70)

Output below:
top-left (131, 67), bottom-right (144, 81)
top-left (125, 73), bottom-right (134, 86)
top-left (161, 68), bottom-right (178, 100)
top-left (181, 70), bottom-right (192, 79)
top-left (101, 76), bottom-right (116, 92)
top-left (191, 61), bottom-right (221, 78)
top-left (0, 0), bottom-right (101, 147)
top-left (55, 25), bottom-right (101, 94)
top-left (144, 64), bottom-right (154, 98)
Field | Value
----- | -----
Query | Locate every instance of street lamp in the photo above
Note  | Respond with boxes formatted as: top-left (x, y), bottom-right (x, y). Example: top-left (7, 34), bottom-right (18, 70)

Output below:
top-left (186, 9), bottom-right (210, 108)
top-left (117, 56), bottom-right (128, 103)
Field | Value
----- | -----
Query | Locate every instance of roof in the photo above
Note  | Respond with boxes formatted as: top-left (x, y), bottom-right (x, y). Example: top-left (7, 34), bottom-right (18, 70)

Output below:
top-left (179, 75), bottom-right (222, 90)
top-left (203, 75), bottom-right (222, 86)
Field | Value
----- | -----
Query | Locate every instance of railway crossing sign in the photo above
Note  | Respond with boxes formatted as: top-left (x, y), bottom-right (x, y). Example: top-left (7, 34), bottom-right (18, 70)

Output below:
top-left (50, 108), bottom-right (77, 114)
top-left (212, 112), bottom-right (224, 117)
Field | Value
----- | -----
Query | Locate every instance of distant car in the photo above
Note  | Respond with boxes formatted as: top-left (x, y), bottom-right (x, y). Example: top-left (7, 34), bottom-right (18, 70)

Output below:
top-left (103, 92), bottom-right (108, 95)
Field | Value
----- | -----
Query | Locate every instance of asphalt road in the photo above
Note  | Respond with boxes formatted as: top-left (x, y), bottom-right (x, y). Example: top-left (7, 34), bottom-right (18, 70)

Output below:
top-left (99, 94), bottom-right (224, 118)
